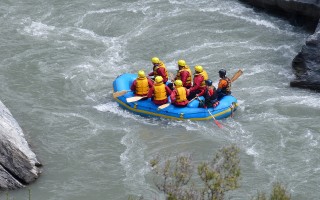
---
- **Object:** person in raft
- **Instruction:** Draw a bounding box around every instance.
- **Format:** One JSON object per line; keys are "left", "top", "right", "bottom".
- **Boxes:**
{"left": 173, "top": 59, "right": 192, "bottom": 89}
{"left": 187, "top": 65, "right": 209, "bottom": 100}
{"left": 170, "top": 80, "right": 190, "bottom": 107}
{"left": 147, "top": 76, "right": 172, "bottom": 105}
{"left": 217, "top": 69, "right": 231, "bottom": 100}
{"left": 198, "top": 79, "right": 219, "bottom": 108}
{"left": 148, "top": 57, "right": 169, "bottom": 84}
{"left": 130, "top": 70, "right": 154, "bottom": 96}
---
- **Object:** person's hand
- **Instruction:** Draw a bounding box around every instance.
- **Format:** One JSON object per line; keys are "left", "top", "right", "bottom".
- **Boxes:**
{"left": 213, "top": 101, "right": 219, "bottom": 108}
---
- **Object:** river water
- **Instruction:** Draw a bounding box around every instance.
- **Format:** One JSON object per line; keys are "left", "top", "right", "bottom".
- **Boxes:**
{"left": 0, "top": 0, "right": 319, "bottom": 199}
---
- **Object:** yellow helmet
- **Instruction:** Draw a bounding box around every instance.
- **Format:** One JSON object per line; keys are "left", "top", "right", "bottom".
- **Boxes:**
{"left": 174, "top": 80, "right": 183, "bottom": 87}
{"left": 195, "top": 65, "right": 203, "bottom": 73}
{"left": 138, "top": 70, "right": 145, "bottom": 78}
{"left": 151, "top": 57, "right": 160, "bottom": 64}
{"left": 178, "top": 60, "right": 186, "bottom": 67}
{"left": 155, "top": 76, "right": 163, "bottom": 83}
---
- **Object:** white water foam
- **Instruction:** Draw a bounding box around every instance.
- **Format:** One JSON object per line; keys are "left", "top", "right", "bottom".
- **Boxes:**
{"left": 22, "top": 20, "right": 55, "bottom": 39}
{"left": 120, "top": 129, "right": 152, "bottom": 196}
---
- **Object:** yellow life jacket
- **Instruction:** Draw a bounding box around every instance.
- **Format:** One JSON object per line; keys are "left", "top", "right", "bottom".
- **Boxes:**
{"left": 175, "top": 86, "right": 187, "bottom": 102}
{"left": 196, "top": 70, "right": 208, "bottom": 87}
{"left": 153, "top": 83, "right": 167, "bottom": 101}
{"left": 176, "top": 65, "right": 192, "bottom": 85}
{"left": 153, "top": 61, "right": 168, "bottom": 80}
{"left": 135, "top": 77, "right": 149, "bottom": 96}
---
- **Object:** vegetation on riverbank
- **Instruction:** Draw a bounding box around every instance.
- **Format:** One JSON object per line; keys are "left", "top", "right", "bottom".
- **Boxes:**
{"left": 130, "top": 144, "right": 291, "bottom": 200}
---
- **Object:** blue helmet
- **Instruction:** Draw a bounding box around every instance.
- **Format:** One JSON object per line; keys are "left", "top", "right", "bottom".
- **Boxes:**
{"left": 205, "top": 79, "right": 213, "bottom": 86}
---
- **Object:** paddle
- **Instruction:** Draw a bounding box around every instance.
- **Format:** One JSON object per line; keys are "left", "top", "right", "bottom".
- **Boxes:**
{"left": 113, "top": 90, "right": 130, "bottom": 98}
{"left": 196, "top": 97, "right": 223, "bottom": 128}
{"left": 126, "top": 96, "right": 147, "bottom": 103}
{"left": 187, "top": 97, "right": 197, "bottom": 105}
{"left": 231, "top": 69, "right": 243, "bottom": 82}
{"left": 158, "top": 103, "right": 170, "bottom": 110}
{"left": 207, "top": 109, "right": 223, "bottom": 128}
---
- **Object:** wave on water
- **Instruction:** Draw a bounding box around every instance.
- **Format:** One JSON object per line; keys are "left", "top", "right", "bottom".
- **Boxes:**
{"left": 94, "top": 102, "right": 164, "bottom": 126}
{"left": 263, "top": 95, "right": 320, "bottom": 109}
{"left": 120, "top": 129, "right": 152, "bottom": 195}
{"left": 21, "top": 20, "right": 55, "bottom": 39}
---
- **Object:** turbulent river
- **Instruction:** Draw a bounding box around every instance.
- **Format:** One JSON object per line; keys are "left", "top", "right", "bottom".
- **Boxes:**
{"left": 0, "top": 0, "right": 319, "bottom": 199}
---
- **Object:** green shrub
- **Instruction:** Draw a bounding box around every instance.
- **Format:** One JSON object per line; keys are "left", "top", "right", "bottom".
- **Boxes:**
{"left": 252, "top": 182, "right": 291, "bottom": 200}
{"left": 150, "top": 144, "right": 241, "bottom": 200}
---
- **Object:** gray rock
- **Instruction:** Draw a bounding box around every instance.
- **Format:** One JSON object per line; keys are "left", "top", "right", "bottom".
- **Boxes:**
{"left": 0, "top": 165, "right": 24, "bottom": 189}
{"left": 0, "top": 100, "right": 41, "bottom": 189}
{"left": 291, "top": 21, "right": 320, "bottom": 91}
{"left": 239, "top": 0, "right": 320, "bottom": 91}
{"left": 239, "top": 0, "right": 320, "bottom": 19}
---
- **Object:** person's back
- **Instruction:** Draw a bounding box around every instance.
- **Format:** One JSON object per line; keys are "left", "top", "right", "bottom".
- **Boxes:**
{"left": 188, "top": 65, "right": 207, "bottom": 100}
{"left": 148, "top": 57, "right": 169, "bottom": 83}
{"left": 217, "top": 69, "right": 231, "bottom": 100}
{"left": 147, "top": 76, "right": 172, "bottom": 105}
{"left": 175, "top": 60, "right": 192, "bottom": 89}
{"left": 130, "top": 70, "right": 153, "bottom": 96}
{"left": 170, "top": 80, "right": 189, "bottom": 107}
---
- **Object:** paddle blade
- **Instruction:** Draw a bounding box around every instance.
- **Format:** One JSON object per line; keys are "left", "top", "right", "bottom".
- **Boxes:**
{"left": 214, "top": 119, "right": 223, "bottom": 128}
{"left": 158, "top": 103, "right": 170, "bottom": 110}
{"left": 207, "top": 109, "right": 223, "bottom": 128}
{"left": 231, "top": 69, "right": 243, "bottom": 82}
{"left": 126, "top": 96, "right": 147, "bottom": 103}
{"left": 113, "top": 90, "right": 128, "bottom": 98}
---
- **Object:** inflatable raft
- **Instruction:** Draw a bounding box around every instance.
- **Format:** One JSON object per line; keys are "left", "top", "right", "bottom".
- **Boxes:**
{"left": 112, "top": 73, "right": 238, "bottom": 120}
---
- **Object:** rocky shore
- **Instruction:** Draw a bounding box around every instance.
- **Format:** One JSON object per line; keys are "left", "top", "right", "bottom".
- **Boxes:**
{"left": 239, "top": 0, "right": 320, "bottom": 91}
{"left": 0, "top": 100, "right": 41, "bottom": 189}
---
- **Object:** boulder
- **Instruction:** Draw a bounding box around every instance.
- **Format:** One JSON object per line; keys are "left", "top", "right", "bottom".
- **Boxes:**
{"left": 0, "top": 100, "right": 41, "bottom": 190}
{"left": 239, "top": 0, "right": 320, "bottom": 91}
{"left": 238, "top": 0, "right": 320, "bottom": 22}
{"left": 291, "top": 21, "right": 320, "bottom": 91}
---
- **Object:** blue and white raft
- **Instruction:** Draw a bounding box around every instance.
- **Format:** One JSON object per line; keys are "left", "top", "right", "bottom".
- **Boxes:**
{"left": 112, "top": 73, "right": 238, "bottom": 120}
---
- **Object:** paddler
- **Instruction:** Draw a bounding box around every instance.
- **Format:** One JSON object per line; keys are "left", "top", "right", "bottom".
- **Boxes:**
{"left": 130, "top": 70, "right": 154, "bottom": 96}
{"left": 148, "top": 57, "right": 169, "bottom": 84}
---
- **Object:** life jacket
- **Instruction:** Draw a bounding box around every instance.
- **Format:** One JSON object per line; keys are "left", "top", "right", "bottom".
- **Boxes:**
{"left": 176, "top": 65, "right": 192, "bottom": 86}
{"left": 200, "top": 70, "right": 208, "bottom": 86}
{"left": 153, "top": 61, "right": 168, "bottom": 81}
{"left": 153, "top": 82, "right": 167, "bottom": 101}
{"left": 175, "top": 86, "right": 187, "bottom": 102}
{"left": 135, "top": 77, "right": 149, "bottom": 96}
{"left": 218, "top": 77, "right": 231, "bottom": 94}
{"left": 194, "top": 70, "right": 208, "bottom": 87}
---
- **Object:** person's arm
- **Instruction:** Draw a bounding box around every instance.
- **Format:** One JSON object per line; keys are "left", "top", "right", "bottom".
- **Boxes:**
{"left": 148, "top": 71, "right": 154, "bottom": 76}
{"left": 157, "top": 68, "right": 168, "bottom": 83}
{"left": 174, "top": 70, "right": 179, "bottom": 81}
{"left": 189, "top": 76, "right": 202, "bottom": 92}
{"left": 130, "top": 80, "right": 137, "bottom": 91}
{"left": 198, "top": 89, "right": 205, "bottom": 97}
{"left": 147, "top": 78, "right": 154, "bottom": 87}
{"left": 147, "top": 87, "right": 154, "bottom": 98}
{"left": 165, "top": 85, "right": 172, "bottom": 96}
{"left": 170, "top": 90, "right": 177, "bottom": 103}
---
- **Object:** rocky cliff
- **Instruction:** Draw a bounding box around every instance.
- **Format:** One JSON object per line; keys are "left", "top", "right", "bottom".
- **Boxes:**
{"left": 239, "top": 0, "right": 320, "bottom": 91}
{"left": 0, "top": 100, "right": 41, "bottom": 189}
